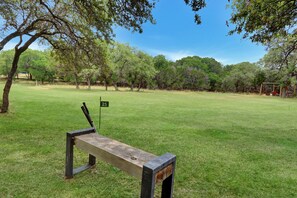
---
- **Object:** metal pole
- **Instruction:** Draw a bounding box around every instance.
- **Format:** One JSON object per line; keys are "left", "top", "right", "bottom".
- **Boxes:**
{"left": 99, "top": 97, "right": 101, "bottom": 129}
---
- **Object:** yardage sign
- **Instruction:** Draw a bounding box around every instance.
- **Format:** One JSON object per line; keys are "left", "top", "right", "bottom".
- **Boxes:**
{"left": 100, "top": 101, "right": 109, "bottom": 107}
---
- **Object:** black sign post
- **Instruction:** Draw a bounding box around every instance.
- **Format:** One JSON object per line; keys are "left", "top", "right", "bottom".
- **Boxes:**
{"left": 99, "top": 97, "right": 109, "bottom": 129}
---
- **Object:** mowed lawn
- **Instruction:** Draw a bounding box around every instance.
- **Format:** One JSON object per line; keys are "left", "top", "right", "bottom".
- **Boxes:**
{"left": 1, "top": 82, "right": 297, "bottom": 197}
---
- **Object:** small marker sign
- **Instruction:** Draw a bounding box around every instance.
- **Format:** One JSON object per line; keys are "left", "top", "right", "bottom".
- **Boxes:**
{"left": 99, "top": 97, "right": 109, "bottom": 129}
{"left": 100, "top": 101, "right": 109, "bottom": 107}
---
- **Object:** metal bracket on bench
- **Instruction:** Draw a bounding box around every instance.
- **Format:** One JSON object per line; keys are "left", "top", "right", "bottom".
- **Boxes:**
{"left": 141, "top": 153, "right": 176, "bottom": 198}
{"left": 65, "top": 127, "right": 96, "bottom": 179}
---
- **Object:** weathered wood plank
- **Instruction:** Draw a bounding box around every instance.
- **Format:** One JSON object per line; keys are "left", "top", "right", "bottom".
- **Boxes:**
{"left": 75, "top": 133, "right": 157, "bottom": 179}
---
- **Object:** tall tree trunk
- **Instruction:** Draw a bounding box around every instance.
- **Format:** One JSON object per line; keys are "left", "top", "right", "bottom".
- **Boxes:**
{"left": 75, "top": 82, "right": 79, "bottom": 89}
{"left": 74, "top": 74, "right": 79, "bottom": 89}
{"left": 1, "top": 32, "right": 40, "bottom": 113}
{"left": 130, "top": 83, "right": 134, "bottom": 91}
{"left": 104, "top": 80, "right": 108, "bottom": 91}
{"left": 1, "top": 50, "right": 21, "bottom": 113}
{"left": 235, "top": 81, "right": 239, "bottom": 92}
{"left": 137, "top": 82, "right": 142, "bottom": 92}
{"left": 87, "top": 79, "right": 91, "bottom": 90}
{"left": 113, "top": 82, "right": 119, "bottom": 91}
{"left": 281, "top": 87, "right": 287, "bottom": 98}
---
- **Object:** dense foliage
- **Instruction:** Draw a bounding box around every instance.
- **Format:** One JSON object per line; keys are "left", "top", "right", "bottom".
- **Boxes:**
{"left": 229, "top": 0, "right": 297, "bottom": 91}
{"left": 229, "top": 0, "right": 296, "bottom": 44}
{"left": 1, "top": 42, "right": 293, "bottom": 95}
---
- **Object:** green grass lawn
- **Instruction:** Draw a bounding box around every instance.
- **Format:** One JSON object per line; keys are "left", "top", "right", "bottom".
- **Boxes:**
{"left": 1, "top": 82, "right": 297, "bottom": 197}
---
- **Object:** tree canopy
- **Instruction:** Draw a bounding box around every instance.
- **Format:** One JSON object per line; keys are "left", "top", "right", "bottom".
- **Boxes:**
{"left": 228, "top": 0, "right": 297, "bottom": 96}
{"left": 0, "top": 0, "right": 156, "bottom": 50}
{"left": 0, "top": 0, "right": 156, "bottom": 113}
{"left": 229, "top": 0, "right": 297, "bottom": 44}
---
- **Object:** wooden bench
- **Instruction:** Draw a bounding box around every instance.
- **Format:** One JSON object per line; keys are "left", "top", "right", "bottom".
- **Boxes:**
{"left": 65, "top": 104, "right": 176, "bottom": 198}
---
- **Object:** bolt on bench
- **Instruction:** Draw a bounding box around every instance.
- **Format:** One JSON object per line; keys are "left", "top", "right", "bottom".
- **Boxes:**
{"left": 65, "top": 103, "right": 176, "bottom": 198}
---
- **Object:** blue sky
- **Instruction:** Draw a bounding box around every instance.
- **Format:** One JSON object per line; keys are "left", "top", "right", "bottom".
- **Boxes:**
{"left": 114, "top": 0, "right": 266, "bottom": 65}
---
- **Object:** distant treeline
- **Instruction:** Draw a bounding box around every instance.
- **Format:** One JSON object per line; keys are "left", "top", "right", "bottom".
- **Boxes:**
{"left": 0, "top": 42, "right": 295, "bottom": 95}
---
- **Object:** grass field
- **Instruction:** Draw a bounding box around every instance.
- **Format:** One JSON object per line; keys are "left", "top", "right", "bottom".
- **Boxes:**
{"left": 1, "top": 82, "right": 297, "bottom": 197}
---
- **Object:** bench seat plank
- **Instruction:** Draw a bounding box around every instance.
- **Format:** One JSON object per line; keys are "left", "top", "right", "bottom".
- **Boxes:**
{"left": 75, "top": 133, "right": 157, "bottom": 179}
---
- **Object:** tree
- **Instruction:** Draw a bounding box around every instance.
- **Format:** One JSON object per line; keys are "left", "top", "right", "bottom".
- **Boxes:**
{"left": 254, "top": 69, "right": 266, "bottom": 89}
{"left": 260, "top": 37, "right": 297, "bottom": 97}
{"left": 121, "top": 48, "right": 155, "bottom": 91}
{"left": 174, "top": 56, "right": 223, "bottom": 91}
{"left": 229, "top": 0, "right": 296, "bottom": 95}
{"left": 153, "top": 55, "right": 172, "bottom": 89}
{"left": 202, "top": 57, "right": 222, "bottom": 74}
{"left": 182, "top": 67, "right": 209, "bottom": 90}
{"left": 29, "top": 51, "right": 56, "bottom": 84}
{"left": 229, "top": 0, "right": 296, "bottom": 44}
{"left": 91, "top": 41, "right": 110, "bottom": 91}
{"left": 0, "top": 50, "right": 14, "bottom": 77}
{"left": 79, "top": 66, "right": 99, "bottom": 89}
{"left": 109, "top": 43, "right": 156, "bottom": 91}
{"left": 201, "top": 57, "right": 222, "bottom": 91}
{"left": 53, "top": 39, "right": 108, "bottom": 89}
{"left": 98, "top": 64, "right": 112, "bottom": 91}
{"left": 176, "top": 56, "right": 208, "bottom": 71}
{"left": 109, "top": 43, "right": 135, "bottom": 90}
{"left": 262, "top": 36, "right": 297, "bottom": 71}
{"left": 229, "top": 0, "right": 297, "bottom": 68}
{"left": 156, "top": 65, "right": 182, "bottom": 90}
{"left": 18, "top": 49, "right": 53, "bottom": 80}
{"left": 184, "top": 0, "right": 206, "bottom": 24}
{"left": 0, "top": 0, "right": 156, "bottom": 113}
{"left": 18, "top": 49, "right": 39, "bottom": 80}
{"left": 52, "top": 43, "right": 85, "bottom": 89}
{"left": 154, "top": 55, "right": 170, "bottom": 70}
{"left": 222, "top": 62, "right": 258, "bottom": 92}
{"left": 134, "top": 51, "right": 156, "bottom": 91}
{"left": 208, "top": 73, "right": 222, "bottom": 91}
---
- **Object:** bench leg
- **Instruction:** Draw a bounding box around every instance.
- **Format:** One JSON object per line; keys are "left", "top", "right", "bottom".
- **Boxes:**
{"left": 141, "top": 153, "right": 176, "bottom": 198}
{"left": 89, "top": 154, "right": 96, "bottom": 166}
{"left": 141, "top": 165, "right": 156, "bottom": 197}
{"left": 65, "top": 133, "right": 74, "bottom": 179}
{"left": 65, "top": 128, "right": 96, "bottom": 179}
{"left": 161, "top": 165, "right": 175, "bottom": 198}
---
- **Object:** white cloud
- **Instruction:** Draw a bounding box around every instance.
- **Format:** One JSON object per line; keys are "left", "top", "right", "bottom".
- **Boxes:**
{"left": 147, "top": 49, "right": 195, "bottom": 61}
{"left": 145, "top": 48, "right": 237, "bottom": 65}
{"left": 209, "top": 57, "right": 233, "bottom": 65}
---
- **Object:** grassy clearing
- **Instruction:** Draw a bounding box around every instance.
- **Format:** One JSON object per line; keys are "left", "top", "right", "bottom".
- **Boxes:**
{"left": 1, "top": 82, "right": 297, "bottom": 197}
